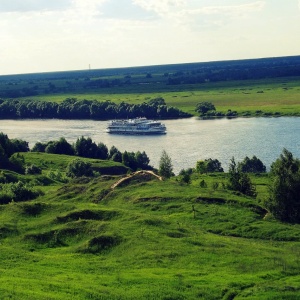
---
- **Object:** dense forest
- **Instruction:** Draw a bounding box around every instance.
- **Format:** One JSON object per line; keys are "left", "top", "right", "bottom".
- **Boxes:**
{"left": 0, "top": 97, "right": 191, "bottom": 120}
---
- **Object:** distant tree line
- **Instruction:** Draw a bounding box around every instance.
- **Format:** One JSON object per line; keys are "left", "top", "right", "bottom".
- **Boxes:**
{"left": 195, "top": 102, "right": 238, "bottom": 118}
{"left": 32, "top": 136, "right": 152, "bottom": 172}
{"left": 0, "top": 97, "right": 191, "bottom": 120}
{"left": 0, "top": 132, "right": 153, "bottom": 174}
{"left": 1, "top": 56, "right": 300, "bottom": 98}
{"left": 167, "top": 62, "right": 300, "bottom": 85}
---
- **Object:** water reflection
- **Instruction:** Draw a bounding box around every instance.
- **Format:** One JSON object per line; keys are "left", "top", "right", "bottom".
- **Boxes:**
{"left": 0, "top": 117, "right": 299, "bottom": 173}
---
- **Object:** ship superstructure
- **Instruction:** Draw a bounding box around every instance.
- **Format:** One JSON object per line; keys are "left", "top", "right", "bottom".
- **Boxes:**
{"left": 106, "top": 118, "right": 166, "bottom": 135}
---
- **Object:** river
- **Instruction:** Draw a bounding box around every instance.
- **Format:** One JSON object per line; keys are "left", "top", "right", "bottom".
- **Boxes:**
{"left": 1, "top": 117, "right": 300, "bottom": 173}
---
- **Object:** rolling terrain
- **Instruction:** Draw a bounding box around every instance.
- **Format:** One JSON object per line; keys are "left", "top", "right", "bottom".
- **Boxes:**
{"left": 1, "top": 56, "right": 300, "bottom": 299}
{"left": 0, "top": 153, "right": 300, "bottom": 299}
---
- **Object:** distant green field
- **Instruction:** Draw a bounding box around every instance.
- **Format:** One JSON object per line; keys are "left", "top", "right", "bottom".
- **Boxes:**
{"left": 1, "top": 57, "right": 300, "bottom": 117}
{"left": 25, "top": 77, "right": 300, "bottom": 116}
{"left": 1, "top": 152, "right": 300, "bottom": 299}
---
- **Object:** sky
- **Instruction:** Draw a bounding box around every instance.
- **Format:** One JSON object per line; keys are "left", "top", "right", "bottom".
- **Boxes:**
{"left": 0, "top": 0, "right": 300, "bottom": 75}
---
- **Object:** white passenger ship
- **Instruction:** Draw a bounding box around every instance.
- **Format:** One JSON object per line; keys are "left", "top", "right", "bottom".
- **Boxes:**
{"left": 106, "top": 118, "right": 167, "bottom": 135}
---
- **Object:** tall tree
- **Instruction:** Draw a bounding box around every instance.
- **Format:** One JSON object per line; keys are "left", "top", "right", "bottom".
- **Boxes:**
{"left": 227, "top": 157, "right": 256, "bottom": 197}
{"left": 135, "top": 151, "right": 150, "bottom": 169}
{"left": 158, "top": 150, "right": 173, "bottom": 178}
{"left": 74, "top": 136, "right": 98, "bottom": 158}
{"left": 267, "top": 149, "right": 300, "bottom": 223}
{"left": 96, "top": 142, "right": 108, "bottom": 160}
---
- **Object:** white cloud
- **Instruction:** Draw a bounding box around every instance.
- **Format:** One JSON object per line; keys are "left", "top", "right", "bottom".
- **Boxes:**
{"left": 133, "top": 1, "right": 265, "bottom": 19}
{"left": 0, "top": 0, "right": 299, "bottom": 75}
{"left": 0, "top": 0, "right": 72, "bottom": 12}
{"left": 98, "top": 0, "right": 157, "bottom": 20}
{"left": 133, "top": 0, "right": 186, "bottom": 18}
{"left": 190, "top": 1, "right": 266, "bottom": 16}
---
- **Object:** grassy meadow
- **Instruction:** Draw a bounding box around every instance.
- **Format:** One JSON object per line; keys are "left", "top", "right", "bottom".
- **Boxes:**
{"left": 17, "top": 77, "right": 300, "bottom": 117}
{"left": 1, "top": 60, "right": 300, "bottom": 117}
{"left": 1, "top": 153, "right": 300, "bottom": 299}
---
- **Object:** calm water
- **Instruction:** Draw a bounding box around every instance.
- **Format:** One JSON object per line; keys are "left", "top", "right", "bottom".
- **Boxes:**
{"left": 1, "top": 117, "right": 300, "bottom": 173}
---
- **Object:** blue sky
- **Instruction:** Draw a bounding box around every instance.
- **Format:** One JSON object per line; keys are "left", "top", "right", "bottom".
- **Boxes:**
{"left": 0, "top": 0, "right": 300, "bottom": 75}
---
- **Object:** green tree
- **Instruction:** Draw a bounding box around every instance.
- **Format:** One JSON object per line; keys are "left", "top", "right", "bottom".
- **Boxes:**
{"left": 66, "top": 159, "right": 93, "bottom": 178}
{"left": 180, "top": 171, "right": 191, "bottom": 185}
{"left": 267, "top": 149, "right": 300, "bottom": 223}
{"left": 196, "top": 158, "right": 223, "bottom": 174}
{"left": 122, "top": 151, "right": 138, "bottom": 170}
{"left": 158, "top": 150, "right": 173, "bottom": 178}
{"left": 195, "top": 102, "right": 216, "bottom": 116}
{"left": 96, "top": 142, "right": 108, "bottom": 160}
{"left": 196, "top": 160, "right": 207, "bottom": 174}
{"left": 45, "top": 138, "right": 74, "bottom": 155}
{"left": 135, "top": 151, "right": 150, "bottom": 169}
{"left": 227, "top": 157, "right": 256, "bottom": 197}
{"left": 0, "top": 132, "right": 29, "bottom": 157}
{"left": 10, "top": 139, "right": 29, "bottom": 153}
{"left": 111, "top": 151, "right": 122, "bottom": 163}
{"left": 0, "top": 144, "right": 9, "bottom": 168}
{"left": 31, "top": 142, "right": 47, "bottom": 152}
{"left": 109, "top": 146, "right": 120, "bottom": 159}
{"left": 9, "top": 153, "right": 25, "bottom": 173}
{"left": 239, "top": 156, "right": 266, "bottom": 173}
{"left": 74, "top": 137, "right": 98, "bottom": 158}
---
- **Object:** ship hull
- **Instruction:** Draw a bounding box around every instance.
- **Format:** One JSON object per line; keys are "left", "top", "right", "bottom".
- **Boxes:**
{"left": 106, "top": 129, "right": 166, "bottom": 135}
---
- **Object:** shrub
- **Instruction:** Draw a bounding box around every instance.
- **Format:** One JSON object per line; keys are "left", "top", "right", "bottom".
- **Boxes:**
{"left": 199, "top": 180, "right": 207, "bottom": 188}
{"left": 66, "top": 159, "right": 93, "bottom": 178}
{"left": 227, "top": 157, "right": 256, "bottom": 197}
{"left": 25, "top": 164, "right": 42, "bottom": 175}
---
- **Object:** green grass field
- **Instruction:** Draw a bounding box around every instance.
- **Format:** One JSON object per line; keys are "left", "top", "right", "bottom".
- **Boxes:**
{"left": 23, "top": 77, "right": 300, "bottom": 117}
{"left": 1, "top": 153, "right": 300, "bottom": 299}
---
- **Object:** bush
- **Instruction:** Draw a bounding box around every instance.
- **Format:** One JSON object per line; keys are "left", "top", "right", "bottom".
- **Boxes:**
{"left": 10, "top": 181, "right": 41, "bottom": 202}
{"left": 66, "top": 159, "right": 93, "bottom": 178}
{"left": 239, "top": 156, "right": 266, "bottom": 173}
{"left": 0, "top": 181, "right": 41, "bottom": 204}
{"left": 25, "top": 164, "right": 42, "bottom": 175}
{"left": 199, "top": 180, "right": 207, "bottom": 188}
{"left": 196, "top": 159, "right": 223, "bottom": 174}
{"left": 0, "top": 194, "right": 12, "bottom": 205}
{"left": 227, "top": 157, "right": 256, "bottom": 197}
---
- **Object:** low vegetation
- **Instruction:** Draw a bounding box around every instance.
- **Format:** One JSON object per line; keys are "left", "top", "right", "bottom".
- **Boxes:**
{"left": 1, "top": 132, "right": 300, "bottom": 299}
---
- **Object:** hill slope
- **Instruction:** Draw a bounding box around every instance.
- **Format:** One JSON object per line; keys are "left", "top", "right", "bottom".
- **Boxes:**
{"left": 1, "top": 162, "right": 300, "bottom": 299}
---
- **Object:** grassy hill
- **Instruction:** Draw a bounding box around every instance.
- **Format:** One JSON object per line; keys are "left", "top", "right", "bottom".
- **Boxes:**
{"left": 1, "top": 154, "right": 300, "bottom": 299}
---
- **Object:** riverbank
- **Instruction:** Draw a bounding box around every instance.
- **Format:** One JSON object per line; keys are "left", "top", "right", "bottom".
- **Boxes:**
{"left": 1, "top": 117, "right": 300, "bottom": 174}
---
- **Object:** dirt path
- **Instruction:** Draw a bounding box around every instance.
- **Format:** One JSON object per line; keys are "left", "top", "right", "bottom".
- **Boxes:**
{"left": 110, "top": 170, "right": 163, "bottom": 189}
